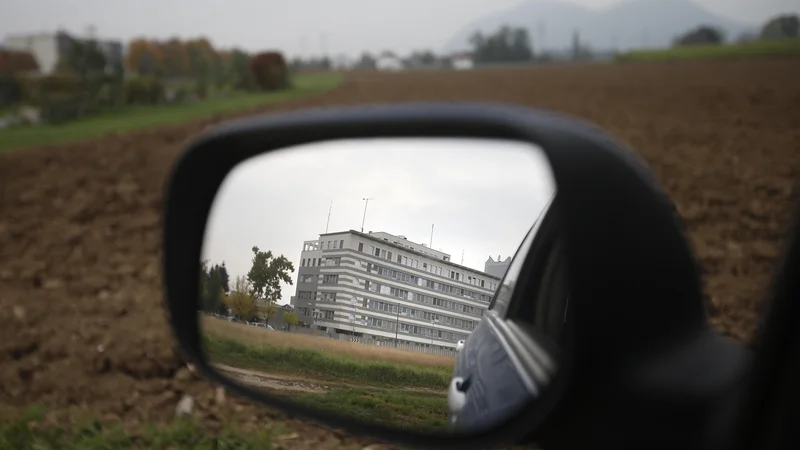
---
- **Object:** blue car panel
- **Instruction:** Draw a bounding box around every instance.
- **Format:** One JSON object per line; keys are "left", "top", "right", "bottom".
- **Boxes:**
{"left": 450, "top": 315, "right": 534, "bottom": 433}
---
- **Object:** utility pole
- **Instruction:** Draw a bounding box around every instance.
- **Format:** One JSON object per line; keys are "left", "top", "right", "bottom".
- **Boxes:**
{"left": 325, "top": 201, "right": 332, "bottom": 233}
{"left": 360, "top": 198, "right": 373, "bottom": 233}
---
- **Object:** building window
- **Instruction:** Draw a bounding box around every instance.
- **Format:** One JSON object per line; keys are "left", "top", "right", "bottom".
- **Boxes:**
{"left": 324, "top": 310, "right": 335, "bottom": 320}
{"left": 333, "top": 240, "right": 339, "bottom": 249}
{"left": 387, "top": 251, "right": 392, "bottom": 261}
{"left": 299, "top": 275, "right": 315, "bottom": 283}
{"left": 340, "top": 240, "right": 344, "bottom": 249}
{"left": 322, "top": 275, "right": 339, "bottom": 284}
{"left": 358, "top": 243, "right": 364, "bottom": 252}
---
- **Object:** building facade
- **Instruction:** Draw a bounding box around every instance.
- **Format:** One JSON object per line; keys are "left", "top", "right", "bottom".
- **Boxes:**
{"left": 290, "top": 230, "right": 501, "bottom": 350}
{"left": 484, "top": 255, "right": 513, "bottom": 279}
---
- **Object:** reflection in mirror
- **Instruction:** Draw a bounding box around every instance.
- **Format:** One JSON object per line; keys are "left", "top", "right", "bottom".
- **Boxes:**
{"left": 200, "top": 138, "right": 558, "bottom": 436}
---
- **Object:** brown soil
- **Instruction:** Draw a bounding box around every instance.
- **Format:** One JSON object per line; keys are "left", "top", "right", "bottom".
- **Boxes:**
{"left": 1, "top": 59, "right": 799, "bottom": 449}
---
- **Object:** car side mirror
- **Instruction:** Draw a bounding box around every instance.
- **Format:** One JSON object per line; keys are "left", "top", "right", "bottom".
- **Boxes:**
{"left": 162, "top": 102, "right": 749, "bottom": 450}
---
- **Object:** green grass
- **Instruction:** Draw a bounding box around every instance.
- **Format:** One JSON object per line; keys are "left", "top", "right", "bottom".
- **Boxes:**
{"left": 0, "top": 73, "right": 343, "bottom": 153}
{"left": 288, "top": 386, "right": 450, "bottom": 433}
{"left": 0, "top": 405, "right": 279, "bottom": 449}
{"left": 616, "top": 38, "right": 800, "bottom": 62}
{"left": 203, "top": 334, "right": 452, "bottom": 390}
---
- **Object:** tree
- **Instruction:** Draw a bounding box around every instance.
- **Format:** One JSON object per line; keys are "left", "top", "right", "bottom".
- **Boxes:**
{"left": 570, "top": 30, "right": 593, "bottom": 61}
{"left": 249, "top": 52, "right": 291, "bottom": 91}
{"left": 126, "top": 38, "right": 161, "bottom": 75}
{"left": 226, "top": 276, "right": 258, "bottom": 320}
{"left": 246, "top": 246, "right": 294, "bottom": 302}
{"left": 355, "top": 52, "right": 376, "bottom": 69}
{"left": 208, "top": 262, "right": 230, "bottom": 294}
{"left": 761, "top": 14, "right": 800, "bottom": 40}
{"left": 674, "top": 26, "right": 725, "bottom": 46}
{"left": 284, "top": 311, "right": 298, "bottom": 331}
{"left": 224, "top": 49, "right": 253, "bottom": 90}
{"left": 469, "top": 25, "right": 533, "bottom": 64}
{"left": 200, "top": 259, "right": 227, "bottom": 314}
{"left": 260, "top": 302, "right": 278, "bottom": 327}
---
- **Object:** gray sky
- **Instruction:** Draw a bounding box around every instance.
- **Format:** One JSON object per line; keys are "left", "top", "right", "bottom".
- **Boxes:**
{"left": 201, "top": 138, "right": 555, "bottom": 304}
{"left": 3, "top": 0, "right": 796, "bottom": 58}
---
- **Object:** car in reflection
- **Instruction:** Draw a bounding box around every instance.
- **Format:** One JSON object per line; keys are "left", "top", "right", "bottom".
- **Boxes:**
{"left": 448, "top": 194, "right": 565, "bottom": 432}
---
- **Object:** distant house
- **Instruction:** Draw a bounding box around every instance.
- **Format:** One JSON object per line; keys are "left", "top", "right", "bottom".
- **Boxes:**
{"left": 3, "top": 31, "right": 123, "bottom": 75}
{"left": 376, "top": 54, "right": 403, "bottom": 71}
{"left": 450, "top": 52, "right": 474, "bottom": 70}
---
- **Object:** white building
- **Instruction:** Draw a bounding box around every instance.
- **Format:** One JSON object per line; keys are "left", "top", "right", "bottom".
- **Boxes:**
{"left": 3, "top": 31, "right": 123, "bottom": 75}
{"left": 291, "top": 230, "right": 501, "bottom": 350}
{"left": 484, "top": 255, "right": 512, "bottom": 279}
{"left": 375, "top": 55, "right": 403, "bottom": 71}
{"left": 451, "top": 55, "right": 475, "bottom": 70}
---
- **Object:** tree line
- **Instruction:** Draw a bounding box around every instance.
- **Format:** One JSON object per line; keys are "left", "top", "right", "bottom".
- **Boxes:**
{"left": 0, "top": 32, "right": 291, "bottom": 125}
{"left": 675, "top": 14, "right": 799, "bottom": 46}
{"left": 201, "top": 246, "right": 298, "bottom": 330}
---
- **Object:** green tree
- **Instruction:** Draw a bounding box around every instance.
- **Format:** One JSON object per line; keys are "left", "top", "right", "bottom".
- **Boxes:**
{"left": 225, "top": 49, "right": 253, "bottom": 90}
{"left": 247, "top": 246, "right": 294, "bottom": 326}
{"left": 674, "top": 25, "right": 725, "bottom": 46}
{"left": 199, "top": 259, "right": 227, "bottom": 314}
{"left": 246, "top": 246, "right": 294, "bottom": 303}
{"left": 284, "top": 311, "right": 299, "bottom": 331}
{"left": 469, "top": 25, "right": 533, "bottom": 64}
{"left": 208, "top": 262, "right": 230, "bottom": 294}
{"left": 760, "top": 14, "right": 800, "bottom": 40}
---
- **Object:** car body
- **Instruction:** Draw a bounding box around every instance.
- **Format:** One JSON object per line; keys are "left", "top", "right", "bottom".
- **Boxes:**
{"left": 448, "top": 194, "right": 562, "bottom": 432}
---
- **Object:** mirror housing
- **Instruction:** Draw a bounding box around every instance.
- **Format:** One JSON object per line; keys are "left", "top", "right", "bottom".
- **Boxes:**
{"left": 163, "top": 102, "right": 749, "bottom": 450}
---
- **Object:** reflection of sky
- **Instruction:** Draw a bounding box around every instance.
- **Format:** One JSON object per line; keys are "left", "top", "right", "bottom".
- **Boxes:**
{"left": 202, "top": 138, "right": 556, "bottom": 304}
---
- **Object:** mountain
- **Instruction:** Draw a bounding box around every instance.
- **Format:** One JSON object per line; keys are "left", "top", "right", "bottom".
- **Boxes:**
{"left": 444, "top": 0, "right": 758, "bottom": 53}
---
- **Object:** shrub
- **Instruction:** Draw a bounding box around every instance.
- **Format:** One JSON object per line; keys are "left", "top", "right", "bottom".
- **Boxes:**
{"left": 0, "top": 76, "right": 23, "bottom": 108}
{"left": 249, "top": 51, "right": 291, "bottom": 91}
{"left": 124, "top": 76, "right": 165, "bottom": 105}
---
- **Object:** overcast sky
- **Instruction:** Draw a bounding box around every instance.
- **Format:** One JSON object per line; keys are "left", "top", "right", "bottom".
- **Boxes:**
{"left": 201, "top": 138, "right": 555, "bottom": 304}
{"left": 3, "top": 0, "right": 796, "bottom": 58}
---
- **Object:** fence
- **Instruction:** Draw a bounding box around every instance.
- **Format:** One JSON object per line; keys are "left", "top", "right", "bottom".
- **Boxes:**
{"left": 289, "top": 325, "right": 457, "bottom": 357}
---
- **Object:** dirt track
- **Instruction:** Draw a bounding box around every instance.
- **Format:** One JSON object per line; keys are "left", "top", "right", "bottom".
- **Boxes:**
{"left": 1, "top": 60, "right": 799, "bottom": 449}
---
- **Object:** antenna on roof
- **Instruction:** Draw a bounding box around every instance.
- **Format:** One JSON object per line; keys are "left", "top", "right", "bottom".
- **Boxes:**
{"left": 430, "top": 223, "right": 434, "bottom": 248}
{"left": 461, "top": 249, "right": 464, "bottom": 265}
{"left": 325, "top": 201, "right": 332, "bottom": 233}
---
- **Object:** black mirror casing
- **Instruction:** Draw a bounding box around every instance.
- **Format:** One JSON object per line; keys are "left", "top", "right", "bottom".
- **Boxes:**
{"left": 162, "top": 102, "right": 750, "bottom": 450}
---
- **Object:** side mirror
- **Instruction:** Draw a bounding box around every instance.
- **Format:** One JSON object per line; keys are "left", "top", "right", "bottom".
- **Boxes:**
{"left": 163, "top": 103, "right": 749, "bottom": 450}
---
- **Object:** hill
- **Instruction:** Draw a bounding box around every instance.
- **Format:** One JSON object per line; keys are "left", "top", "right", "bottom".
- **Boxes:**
{"left": 444, "top": 0, "right": 756, "bottom": 53}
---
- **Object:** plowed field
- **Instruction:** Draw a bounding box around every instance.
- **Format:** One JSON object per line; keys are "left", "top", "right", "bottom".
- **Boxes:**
{"left": 2, "top": 59, "right": 799, "bottom": 449}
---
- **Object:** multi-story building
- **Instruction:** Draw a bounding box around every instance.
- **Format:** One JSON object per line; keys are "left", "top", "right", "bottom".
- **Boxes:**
{"left": 484, "top": 255, "right": 513, "bottom": 279}
{"left": 291, "top": 230, "right": 501, "bottom": 350}
{"left": 3, "top": 31, "right": 123, "bottom": 75}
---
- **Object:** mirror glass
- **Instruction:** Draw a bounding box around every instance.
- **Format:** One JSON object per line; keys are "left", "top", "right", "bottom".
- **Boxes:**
{"left": 199, "top": 137, "right": 561, "bottom": 436}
